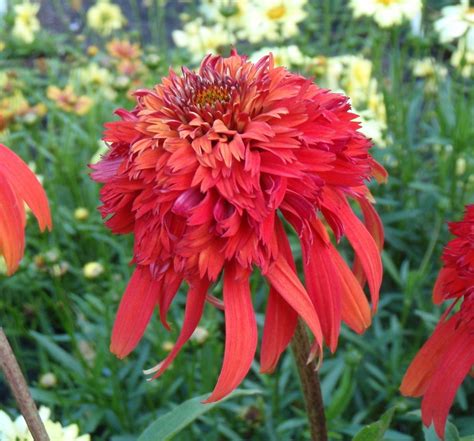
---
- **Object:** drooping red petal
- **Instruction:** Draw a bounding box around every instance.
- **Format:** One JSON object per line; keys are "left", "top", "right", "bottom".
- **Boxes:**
{"left": 432, "top": 267, "right": 456, "bottom": 305}
{"left": 400, "top": 314, "right": 458, "bottom": 398}
{"left": 158, "top": 269, "right": 183, "bottom": 331}
{"left": 324, "top": 188, "right": 382, "bottom": 311}
{"left": 266, "top": 254, "right": 323, "bottom": 353}
{"left": 302, "top": 233, "right": 342, "bottom": 352}
{"left": 421, "top": 322, "right": 474, "bottom": 438}
{"left": 148, "top": 278, "right": 209, "bottom": 378}
{"left": 0, "top": 144, "right": 52, "bottom": 232}
{"left": 260, "top": 219, "right": 298, "bottom": 373}
{"left": 0, "top": 174, "right": 25, "bottom": 275}
{"left": 326, "top": 245, "right": 371, "bottom": 333}
{"left": 110, "top": 266, "right": 162, "bottom": 358}
{"left": 352, "top": 195, "right": 384, "bottom": 285}
{"left": 205, "top": 265, "right": 257, "bottom": 402}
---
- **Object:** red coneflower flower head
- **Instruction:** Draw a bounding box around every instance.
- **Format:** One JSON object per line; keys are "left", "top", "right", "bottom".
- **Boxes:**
{"left": 401, "top": 205, "right": 474, "bottom": 439}
{"left": 0, "top": 144, "right": 52, "bottom": 275}
{"left": 92, "top": 51, "right": 386, "bottom": 402}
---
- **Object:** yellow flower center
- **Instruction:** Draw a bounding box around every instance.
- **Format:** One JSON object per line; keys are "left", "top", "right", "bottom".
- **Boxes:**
{"left": 465, "top": 7, "right": 474, "bottom": 24}
{"left": 194, "top": 85, "right": 230, "bottom": 107}
{"left": 375, "top": 0, "right": 397, "bottom": 5}
{"left": 266, "top": 4, "right": 286, "bottom": 20}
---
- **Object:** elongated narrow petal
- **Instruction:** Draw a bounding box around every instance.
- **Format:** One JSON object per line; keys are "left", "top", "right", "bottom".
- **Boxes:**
{"left": 158, "top": 270, "right": 183, "bottom": 330}
{"left": 266, "top": 255, "right": 323, "bottom": 352}
{"left": 260, "top": 287, "right": 298, "bottom": 373}
{"left": 352, "top": 195, "right": 384, "bottom": 285}
{"left": 302, "top": 235, "right": 342, "bottom": 352}
{"left": 0, "top": 175, "right": 25, "bottom": 275}
{"left": 324, "top": 189, "right": 382, "bottom": 310}
{"left": 110, "top": 266, "right": 162, "bottom": 358}
{"left": 0, "top": 144, "right": 52, "bottom": 232}
{"left": 260, "top": 219, "right": 298, "bottom": 373}
{"left": 400, "top": 314, "right": 458, "bottom": 398}
{"left": 149, "top": 278, "right": 209, "bottom": 378}
{"left": 205, "top": 265, "right": 257, "bottom": 402}
{"left": 327, "top": 245, "right": 371, "bottom": 333}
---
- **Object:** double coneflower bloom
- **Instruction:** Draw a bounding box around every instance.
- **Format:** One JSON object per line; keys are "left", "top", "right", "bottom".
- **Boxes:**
{"left": 92, "top": 51, "right": 386, "bottom": 401}
{"left": 401, "top": 205, "right": 474, "bottom": 438}
{"left": 0, "top": 144, "right": 51, "bottom": 275}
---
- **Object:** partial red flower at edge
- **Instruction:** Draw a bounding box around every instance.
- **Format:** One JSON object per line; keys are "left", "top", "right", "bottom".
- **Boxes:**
{"left": 401, "top": 205, "right": 474, "bottom": 439}
{"left": 91, "top": 51, "right": 387, "bottom": 402}
{"left": 0, "top": 143, "right": 52, "bottom": 275}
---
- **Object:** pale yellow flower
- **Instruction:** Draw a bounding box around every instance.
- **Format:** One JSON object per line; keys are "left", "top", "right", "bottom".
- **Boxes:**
{"left": 200, "top": 0, "right": 249, "bottom": 31}
{"left": 350, "top": 0, "right": 422, "bottom": 28}
{"left": 39, "top": 372, "right": 58, "bottom": 388}
{"left": 241, "top": 0, "right": 307, "bottom": 42}
{"left": 190, "top": 326, "right": 209, "bottom": 344}
{"left": 87, "top": 0, "right": 126, "bottom": 36}
{"left": 74, "top": 207, "right": 90, "bottom": 221}
{"left": 456, "top": 157, "right": 467, "bottom": 175}
{"left": 435, "top": 0, "right": 474, "bottom": 51}
{"left": 75, "top": 63, "right": 112, "bottom": 87}
{"left": 451, "top": 39, "right": 474, "bottom": 78}
{"left": 0, "top": 406, "right": 90, "bottom": 441}
{"left": 250, "top": 45, "right": 309, "bottom": 67}
{"left": 83, "top": 261, "right": 104, "bottom": 278}
{"left": 172, "top": 18, "right": 232, "bottom": 63}
{"left": 12, "top": 1, "right": 40, "bottom": 44}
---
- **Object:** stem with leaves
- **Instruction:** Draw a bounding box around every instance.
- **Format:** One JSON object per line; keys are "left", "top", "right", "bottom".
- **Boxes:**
{"left": 291, "top": 320, "right": 328, "bottom": 441}
{"left": 0, "top": 327, "right": 50, "bottom": 441}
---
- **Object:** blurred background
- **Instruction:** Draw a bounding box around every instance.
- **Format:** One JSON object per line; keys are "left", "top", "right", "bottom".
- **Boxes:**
{"left": 0, "top": 0, "right": 473, "bottom": 439}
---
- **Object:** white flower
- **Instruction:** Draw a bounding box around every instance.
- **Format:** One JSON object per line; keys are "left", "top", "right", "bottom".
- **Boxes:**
{"left": 240, "top": 0, "right": 308, "bottom": 42}
{"left": 83, "top": 261, "right": 104, "bottom": 278}
{"left": 172, "top": 18, "right": 232, "bottom": 63}
{"left": 435, "top": 0, "right": 474, "bottom": 51}
{"left": 199, "top": 0, "right": 249, "bottom": 31}
{"left": 350, "top": 0, "right": 422, "bottom": 28}
{"left": 12, "top": 1, "right": 40, "bottom": 44}
{"left": 250, "top": 45, "right": 309, "bottom": 67}
{"left": 0, "top": 407, "right": 90, "bottom": 441}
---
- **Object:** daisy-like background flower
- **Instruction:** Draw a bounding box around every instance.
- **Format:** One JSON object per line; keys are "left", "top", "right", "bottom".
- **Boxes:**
{"left": 350, "top": 0, "right": 422, "bottom": 28}
{"left": 0, "top": 406, "right": 90, "bottom": 441}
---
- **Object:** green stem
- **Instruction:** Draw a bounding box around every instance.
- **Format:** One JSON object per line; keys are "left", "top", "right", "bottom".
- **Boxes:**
{"left": 291, "top": 320, "right": 328, "bottom": 441}
{"left": 0, "top": 327, "right": 50, "bottom": 441}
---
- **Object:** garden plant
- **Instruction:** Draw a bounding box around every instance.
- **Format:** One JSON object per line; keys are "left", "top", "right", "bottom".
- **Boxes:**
{"left": 0, "top": 0, "right": 473, "bottom": 440}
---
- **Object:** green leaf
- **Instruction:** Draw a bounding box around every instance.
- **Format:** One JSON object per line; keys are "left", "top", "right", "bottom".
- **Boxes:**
{"left": 137, "top": 389, "right": 261, "bottom": 441}
{"left": 352, "top": 407, "right": 397, "bottom": 441}
{"left": 30, "top": 331, "right": 84, "bottom": 376}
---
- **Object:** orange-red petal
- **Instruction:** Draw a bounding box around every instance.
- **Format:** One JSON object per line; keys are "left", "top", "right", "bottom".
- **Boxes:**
{"left": 205, "top": 265, "right": 257, "bottom": 402}
{"left": 0, "top": 144, "right": 52, "bottom": 232}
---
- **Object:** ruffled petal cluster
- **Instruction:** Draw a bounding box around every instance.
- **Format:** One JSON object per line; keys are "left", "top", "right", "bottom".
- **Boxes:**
{"left": 92, "top": 51, "right": 385, "bottom": 401}
{"left": 0, "top": 144, "right": 52, "bottom": 275}
{"left": 401, "top": 205, "right": 474, "bottom": 438}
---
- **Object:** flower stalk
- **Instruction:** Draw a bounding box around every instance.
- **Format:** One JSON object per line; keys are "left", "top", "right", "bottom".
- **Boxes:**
{"left": 0, "top": 327, "right": 50, "bottom": 441}
{"left": 291, "top": 320, "right": 328, "bottom": 441}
